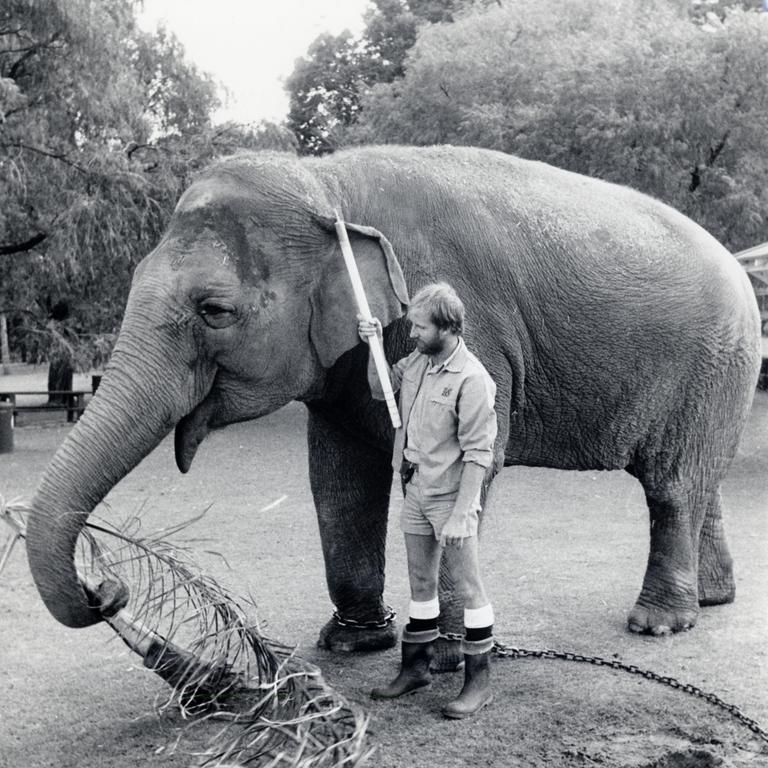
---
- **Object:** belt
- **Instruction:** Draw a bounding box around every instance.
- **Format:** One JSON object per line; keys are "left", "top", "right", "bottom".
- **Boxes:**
{"left": 400, "top": 459, "right": 418, "bottom": 484}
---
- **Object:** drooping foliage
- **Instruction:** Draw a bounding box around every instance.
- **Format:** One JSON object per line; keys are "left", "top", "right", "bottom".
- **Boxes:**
{"left": 286, "top": 0, "right": 497, "bottom": 155}
{"left": 344, "top": 0, "right": 768, "bottom": 251}
{"left": 0, "top": 0, "right": 295, "bottom": 365}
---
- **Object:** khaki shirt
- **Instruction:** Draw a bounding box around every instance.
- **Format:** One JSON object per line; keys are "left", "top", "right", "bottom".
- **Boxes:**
{"left": 372, "top": 338, "right": 498, "bottom": 496}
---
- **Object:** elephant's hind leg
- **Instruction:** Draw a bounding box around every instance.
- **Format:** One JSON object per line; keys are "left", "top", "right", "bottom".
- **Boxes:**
{"left": 697, "top": 487, "right": 735, "bottom": 606}
{"left": 629, "top": 343, "right": 752, "bottom": 633}
{"left": 628, "top": 483, "right": 700, "bottom": 635}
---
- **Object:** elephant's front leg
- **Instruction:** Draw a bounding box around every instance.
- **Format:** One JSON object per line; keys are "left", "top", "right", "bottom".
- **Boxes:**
{"left": 307, "top": 408, "right": 398, "bottom": 652}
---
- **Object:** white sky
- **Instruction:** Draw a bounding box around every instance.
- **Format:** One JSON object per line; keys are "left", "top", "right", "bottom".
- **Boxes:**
{"left": 137, "top": 0, "right": 370, "bottom": 125}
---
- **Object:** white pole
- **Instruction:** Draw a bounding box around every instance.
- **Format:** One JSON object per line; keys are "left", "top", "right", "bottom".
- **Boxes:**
{"left": 0, "top": 313, "right": 10, "bottom": 375}
{"left": 334, "top": 212, "right": 402, "bottom": 429}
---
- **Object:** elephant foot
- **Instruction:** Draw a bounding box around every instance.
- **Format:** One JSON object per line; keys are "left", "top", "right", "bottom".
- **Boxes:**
{"left": 431, "top": 635, "right": 464, "bottom": 673}
{"left": 698, "top": 581, "right": 735, "bottom": 607}
{"left": 631, "top": 551, "right": 699, "bottom": 635}
{"left": 697, "top": 561, "right": 735, "bottom": 607}
{"left": 627, "top": 601, "right": 698, "bottom": 635}
{"left": 697, "top": 487, "right": 735, "bottom": 607}
{"left": 317, "top": 616, "right": 397, "bottom": 652}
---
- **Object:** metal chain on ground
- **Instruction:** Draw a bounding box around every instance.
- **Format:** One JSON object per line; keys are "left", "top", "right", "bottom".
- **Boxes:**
{"left": 333, "top": 606, "right": 397, "bottom": 630}
{"left": 438, "top": 632, "right": 767, "bottom": 743}
{"left": 481, "top": 639, "right": 768, "bottom": 744}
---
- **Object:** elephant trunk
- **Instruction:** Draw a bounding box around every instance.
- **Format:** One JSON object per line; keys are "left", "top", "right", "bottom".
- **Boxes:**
{"left": 26, "top": 324, "right": 207, "bottom": 628}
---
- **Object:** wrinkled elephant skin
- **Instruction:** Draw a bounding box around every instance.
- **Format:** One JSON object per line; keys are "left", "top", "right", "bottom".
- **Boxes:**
{"left": 25, "top": 146, "right": 761, "bottom": 651}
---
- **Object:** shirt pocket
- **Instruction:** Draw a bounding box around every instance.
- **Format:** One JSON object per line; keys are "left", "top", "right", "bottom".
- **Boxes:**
{"left": 425, "top": 396, "right": 458, "bottom": 438}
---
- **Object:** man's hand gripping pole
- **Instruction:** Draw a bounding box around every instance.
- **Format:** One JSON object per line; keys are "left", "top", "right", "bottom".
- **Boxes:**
{"left": 334, "top": 211, "right": 401, "bottom": 429}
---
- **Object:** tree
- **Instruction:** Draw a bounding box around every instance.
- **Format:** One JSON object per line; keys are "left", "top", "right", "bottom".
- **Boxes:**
{"left": 686, "top": 0, "right": 764, "bottom": 23}
{"left": 285, "top": 0, "right": 495, "bottom": 154}
{"left": 1, "top": 1, "right": 295, "bottom": 376}
{"left": 1, "top": 1, "right": 208, "bottom": 366}
{"left": 346, "top": 0, "right": 768, "bottom": 251}
{"left": 286, "top": 30, "right": 369, "bottom": 155}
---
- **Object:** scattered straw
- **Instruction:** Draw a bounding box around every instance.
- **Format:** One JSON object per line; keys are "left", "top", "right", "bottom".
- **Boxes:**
{"left": 1, "top": 494, "right": 373, "bottom": 767}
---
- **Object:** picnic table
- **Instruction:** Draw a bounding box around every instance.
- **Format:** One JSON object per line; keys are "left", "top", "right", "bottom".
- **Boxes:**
{"left": 0, "top": 390, "right": 90, "bottom": 422}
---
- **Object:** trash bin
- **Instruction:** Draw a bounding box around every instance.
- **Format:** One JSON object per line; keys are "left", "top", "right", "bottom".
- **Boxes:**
{"left": 0, "top": 403, "right": 13, "bottom": 454}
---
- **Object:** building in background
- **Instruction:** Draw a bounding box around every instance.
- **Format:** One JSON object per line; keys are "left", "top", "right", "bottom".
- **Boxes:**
{"left": 736, "top": 242, "right": 768, "bottom": 335}
{"left": 736, "top": 242, "right": 768, "bottom": 389}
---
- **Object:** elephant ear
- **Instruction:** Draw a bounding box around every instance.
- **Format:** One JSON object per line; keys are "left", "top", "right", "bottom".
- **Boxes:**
{"left": 310, "top": 220, "right": 409, "bottom": 369}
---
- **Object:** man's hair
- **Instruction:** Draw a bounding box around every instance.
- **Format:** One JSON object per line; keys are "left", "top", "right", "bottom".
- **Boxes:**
{"left": 408, "top": 282, "right": 464, "bottom": 335}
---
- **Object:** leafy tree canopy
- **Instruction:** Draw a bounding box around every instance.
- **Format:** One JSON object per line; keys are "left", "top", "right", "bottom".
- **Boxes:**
{"left": 1, "top": 0, "right": 295, "bottom": 365}
{"left": 286, "top": 0, "right": 500, "bottom": 154}
{"left": 345, "top": 0, "right": 768, "bottom": 251}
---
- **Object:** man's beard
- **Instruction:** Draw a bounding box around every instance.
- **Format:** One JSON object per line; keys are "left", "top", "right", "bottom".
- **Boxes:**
{"left": 416, "top": 336, "right": 445, "bottom": 356}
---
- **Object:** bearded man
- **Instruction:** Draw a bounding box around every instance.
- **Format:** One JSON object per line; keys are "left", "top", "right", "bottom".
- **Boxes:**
{"left": 357, "top": 282, "right": 498, "bottom": 719}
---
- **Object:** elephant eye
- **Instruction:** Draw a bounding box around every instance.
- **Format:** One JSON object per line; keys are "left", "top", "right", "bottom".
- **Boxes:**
{"left": 198, "top": 299, "right": 238, "bottom": 329}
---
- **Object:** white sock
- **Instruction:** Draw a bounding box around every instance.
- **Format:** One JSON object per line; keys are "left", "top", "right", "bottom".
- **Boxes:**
{"left": 409, "top": 597, "right": 440, "bottom": 620}
{"left": 464, "top": 604, "right": 494, "bottom": 628}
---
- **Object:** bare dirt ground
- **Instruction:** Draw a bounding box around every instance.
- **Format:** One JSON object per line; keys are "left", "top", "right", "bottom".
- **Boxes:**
{"left": 0, "top": 370, "right": 766, "bottom": 768}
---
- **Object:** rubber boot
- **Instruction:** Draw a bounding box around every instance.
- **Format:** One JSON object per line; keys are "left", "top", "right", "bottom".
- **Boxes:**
{"left": 441, "top": 650, "right": 493, "bottom": 719}
{"left": 371, "top": 638, "right": 435, "bottom": 699}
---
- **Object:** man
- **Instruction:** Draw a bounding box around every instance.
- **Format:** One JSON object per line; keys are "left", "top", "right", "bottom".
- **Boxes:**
{"left": 357, "top": 282, "right": 498, "bottom": 719}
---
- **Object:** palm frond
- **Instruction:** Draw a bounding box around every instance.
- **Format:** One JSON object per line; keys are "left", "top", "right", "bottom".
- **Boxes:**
{"left": 1, "top": 495, "right": 373, "bottom": 767}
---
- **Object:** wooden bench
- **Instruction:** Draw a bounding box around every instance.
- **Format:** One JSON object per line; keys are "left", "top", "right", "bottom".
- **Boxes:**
{"left": 0, "top": 390, "right": 89, "bottom": 422}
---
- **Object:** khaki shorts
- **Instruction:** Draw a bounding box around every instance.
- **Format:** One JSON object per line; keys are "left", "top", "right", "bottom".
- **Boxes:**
{"left": 400, "top": 471, "right": 480, "bottom": 538}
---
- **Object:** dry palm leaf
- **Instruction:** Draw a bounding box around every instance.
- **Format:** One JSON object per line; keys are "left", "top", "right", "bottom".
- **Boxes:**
{"left": 1, "top": 494, "right": 373, "bottom": 767}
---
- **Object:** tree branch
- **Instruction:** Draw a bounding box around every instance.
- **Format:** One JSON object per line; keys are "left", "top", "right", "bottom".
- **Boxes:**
{"left": 1, "top": 141, "right": 88, "bottom": 174}
{"left": 126, "top": 142, "right": 171, "bottom": 159}
{"left": 8, "top": 48, "right": 38, "bottom": 79}
{"left": 708, "top": 130, "right": 730, "bottom": 166}
{"left": 2, "top": 93, "right": 49, "bottom": 119}
{"left": 689, "top": 165, "right": 702, "bottom": 193}
{"left": 2, "top": 104, "right": 28, "bottom": 118}
{"left": 689, "top": 130, "right": 730, "bottom": 192}
{"left": 0, "top": 232, "right": 47, "bottom": 256}
{"left": 7, "top": 32, "right": 60, "bottom": 80}
{"left": 0, "top": 306, "right": 43, "bottom": 324}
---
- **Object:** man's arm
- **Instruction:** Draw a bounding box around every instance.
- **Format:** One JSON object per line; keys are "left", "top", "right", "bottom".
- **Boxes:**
{"left": 439, "top": 371, "right": 498, "bottom": 548}
{"left": 439, "top": 461, "right": 487, "bottom": 548}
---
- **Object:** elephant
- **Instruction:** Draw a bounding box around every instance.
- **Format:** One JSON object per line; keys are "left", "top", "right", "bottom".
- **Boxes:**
{"left": 26, "top": 145, "right": 761, "bottom": 658}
